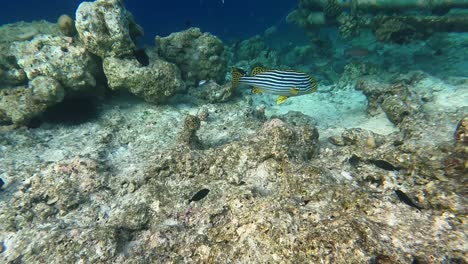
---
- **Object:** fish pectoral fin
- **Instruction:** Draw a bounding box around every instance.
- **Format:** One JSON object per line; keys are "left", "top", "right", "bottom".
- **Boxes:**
{"left": 277, "top": 96, "right": 289, "bottom": 105}
{"left": 290, "top": 87, "right": 300, "bottom": 95}
{"left": 251, "top": 87, "right": 264, "bottom": 94}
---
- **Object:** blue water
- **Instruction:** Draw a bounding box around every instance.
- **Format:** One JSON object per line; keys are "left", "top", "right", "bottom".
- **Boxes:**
{"left": 0, "top": 0, "right": 296, "bottom": 42}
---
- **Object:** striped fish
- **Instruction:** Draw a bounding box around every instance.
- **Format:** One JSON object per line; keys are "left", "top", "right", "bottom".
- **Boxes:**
{"left": 232, "top": 66, "right": 317, "bottom": 104}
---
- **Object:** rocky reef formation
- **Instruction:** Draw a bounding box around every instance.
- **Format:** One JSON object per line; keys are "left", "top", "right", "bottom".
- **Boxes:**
{"left": 355, "top": 72, "right": 466, "bottom": 197}
{"left": 0, "top": 21, "right": 100, "bottom": 129}
{"left": 0, "top": 0, "right": 229, "bottom": 129}
{"left": 75, "top": 0, "right": 187, "bottom": 103}
{"left": 155, "top": 27, "right": 227, "bottom": 88}
{"left": 12, "top": 35, "right": 98, "bottom": 93}
{"left": 103, "top": 55, "right": 185, "bottom": 103}
{"left": 0, "top": 0, "right": 466, "bottom": 263}
{"left": 75, "top": 0, "right": 143, "bottom": 58}
{"left": 0, "top": 77, "right": 64, "bottom": 127}
{"left": 1, "top": 68, "right": 466, "bottom": 262}
{"left": 287, "top": 0, "right": 468, "bottom": 42}
{"left": 227, "top": 35, "right": 279, "bottom": 68}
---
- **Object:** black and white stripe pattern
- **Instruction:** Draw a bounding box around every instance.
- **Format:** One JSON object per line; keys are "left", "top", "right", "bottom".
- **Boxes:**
{"left": 240, "top": 70, "right": 316, "bottom": 96}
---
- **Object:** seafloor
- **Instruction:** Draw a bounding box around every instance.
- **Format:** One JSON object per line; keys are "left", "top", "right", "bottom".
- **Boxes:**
{"left": 0, "top": 0, "right": 467, "bottom": 263}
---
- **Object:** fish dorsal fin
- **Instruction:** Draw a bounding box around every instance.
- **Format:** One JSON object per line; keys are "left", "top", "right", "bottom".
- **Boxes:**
{"left": 251, "top": 66, "right": 270, "bottom": 76}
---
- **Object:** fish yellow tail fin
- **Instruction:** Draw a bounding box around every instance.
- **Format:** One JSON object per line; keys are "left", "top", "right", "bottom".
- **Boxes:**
{"left": 232, "top": 67, "right": 245, "bottom": 89}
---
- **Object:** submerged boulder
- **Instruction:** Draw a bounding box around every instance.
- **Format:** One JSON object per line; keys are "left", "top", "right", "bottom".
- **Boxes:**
{"left": 155, "top": 27, "right": 227, "bottom": 88}
{"left": 11, "top": 34, "right": 98, "bottom": 93}
{"left": 0, "top": 26, "right": 100, "bottom": 129}
{"left": 0, "top": 77, "right": 64, "bottom": 128}
{"left": 75, "top": 0, "right": 143, "bottom": 58}
{"left": 103, "top": 55, "right": 185, "bottom": 103}
{"left": 0, "top": 21, "right": 62, "bottom": 89}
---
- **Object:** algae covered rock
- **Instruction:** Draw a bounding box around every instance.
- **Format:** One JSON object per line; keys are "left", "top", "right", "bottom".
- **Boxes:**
{"left": 0, "top": 87, "right": 44, "bottom": 127}
{"left": 103, "top": 56, "right": 185, "bottom": 103}
{"left": 0, "top": 27, "right": 101, "bottom": 128}
{"left": 0, "top": 21, "right": 62, "bottom": 89}
{"left": 0, "top": 21, "right": 101, "bottom": 129}
{"left": 177, "top": 115, "right": 202, "bottom": 148}
{"left": 232, "top": 35, "right": 269, "bottom": 61}
{"left": 155, "top": 27, "right": 227, "bottom": 87}
{"left": 0, "top": 20, "right": 61, "bottom": 44}
{"left": 0, "top": 77, "right": 65, "bottom": 128}
{"left": 29, "top": 76, "right": 65, "bottom": 103}
{"left": 11, "top": 34, "right": 98, "bottom": 93}
{"left": 75, "top": 0, "right": 143, "bottom": 58}
{"left": 381, "top": 96, "right": 412, "bottom": 124}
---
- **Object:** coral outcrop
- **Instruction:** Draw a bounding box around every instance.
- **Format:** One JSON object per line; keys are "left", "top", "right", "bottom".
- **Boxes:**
{"left": 355, "top": 72, "right": 467, "bottom": 187}
{"left": 155, "top": 27, "right": 227, "bottom": 87}
{"left": 373, "top": 14, "right": 468, "bottom": 43}
{"left": 0, "top": 23, "right": 100, "bottom": 129}
{"left": 0, "top": 77, "right": 64, "bottom": 127}
{"left": 288, "top": 0, "right": 468, "bottom": 41}
{"left": 103, "top": 55, "right": 185, "bottom": 103}
{"left": 11, "top": 35, "right": 98, "bottom": 93}
{"left": 1, "top": 99, "right": 465, "bottom": 262}
{"left": 0, "top": 0, "right": 229, "bottom": 129}
{"left": 75, "top": 0, "right": 143, "bottom": 58}
{"left": 0, "top": 21, "right": 62, "bottom": 89}
{"left": 0, "top": 20, "right": 61, "bottom": 44}
{"left": 231, "top": 35, "right": 269, "bottom": 61}
{"left": 177, "top": 115, "right": 202, "bottom": 148}
{"left": 1, "top": 0, "right": 466, "bottom": 263}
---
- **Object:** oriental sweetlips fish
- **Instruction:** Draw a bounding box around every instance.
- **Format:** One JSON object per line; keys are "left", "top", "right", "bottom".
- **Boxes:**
{"left": 232, "top": 66, "right": 317, "bottom": 104}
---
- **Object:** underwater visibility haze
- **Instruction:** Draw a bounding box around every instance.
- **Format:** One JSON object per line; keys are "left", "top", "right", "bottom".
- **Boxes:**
{"left": 0, "top": 0, "right": 467, "bottom": 263}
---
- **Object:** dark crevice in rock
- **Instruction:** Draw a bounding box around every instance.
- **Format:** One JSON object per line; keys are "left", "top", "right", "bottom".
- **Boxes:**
{"left": 41, "top": 97, "right": 100, "bottom": 125}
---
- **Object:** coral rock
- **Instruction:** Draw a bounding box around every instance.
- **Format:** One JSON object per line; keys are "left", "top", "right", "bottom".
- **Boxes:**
{"left": 454, "top": 117, "right": 468, "bottom": 145}
{"left": 11, "top": 34, "right": 99, "bottom": 93}
{"left": 381, "top": 96, "right": 411, "bottom": 125}
{"left": 57, "top": 14, "right": 76, "bottom": 37}
{"left": 75, "top": 0, "right": 143, "bottom": 58}
{"left": 103, "top": 56, "right": 185, "bottom": 103}
{"left": 29, "top": 76, "right": 65, "bottom": 104}
{"left": 178, "top": 115, "right": 202, "bottom": 148}
{"left": 0, "top": 77, "right": 65, "bottom": 128}
{"left": 155, "top": 27, "right": 227, "bottom": 87}
{"left": 196, "top": 80, "right": 237, "bottom": 103}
